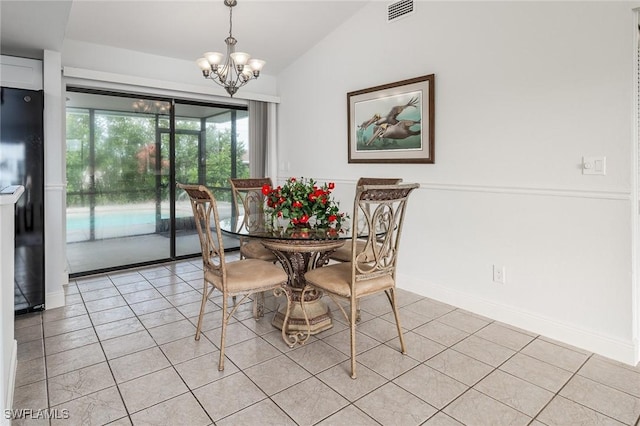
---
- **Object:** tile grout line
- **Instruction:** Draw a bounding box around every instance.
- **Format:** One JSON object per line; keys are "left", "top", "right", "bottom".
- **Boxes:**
{"left": 420, "top": 319, "right": 535, "bottom": 423}
{"left": 77, "top": 275, "right": 133, "bottom": 424}
{"left": 41, "top": 313, "right": 52, "bottom": 426}
{"left": 136, "top": 263, "right": 218, "bottom": 425}
{"left": 83, "top": 266, "right": 199, "bottom": 422}
{"left": 106, "top": 265, "right": 212, "bottom": 423}
{"left": 528, "top": 352, "right": 638, "bottom": 426}
{"left": 23, "top": 257, "right": 640, "bottom": 425}
{"left": 527, "top": 353, "right": 593, "bottom": 425}
{"left": 106, "top": 261, "right": 270, "bottom": 424}
{"left": 70, "top": 268, "right": 191, "bottom": 422}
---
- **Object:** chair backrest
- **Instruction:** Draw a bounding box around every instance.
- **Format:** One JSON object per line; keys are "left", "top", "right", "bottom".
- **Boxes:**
{"left": 350, "top": 183, "right": 419, "bottom": 282}
{"left": 177, "top": 183, "right": 226, "bottom": 278}
{"left": 355, "top": 178, "right": 403, "bottom": 222}
{"left": 356, "top": 177, "right": 403, "bottom": 186}
{"left": 229, "top": 177, "right": 272, "bottom": 233}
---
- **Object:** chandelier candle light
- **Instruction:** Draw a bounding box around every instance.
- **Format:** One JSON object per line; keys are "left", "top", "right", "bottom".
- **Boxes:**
{"left": 196, "top": 0, "right": 266, "bottom": 97}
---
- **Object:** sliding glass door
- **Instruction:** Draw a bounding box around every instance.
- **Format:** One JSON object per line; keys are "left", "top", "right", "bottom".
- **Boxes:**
{"left": 66, "top": 90, "right": 249, "bottom": 275}
{"left": 173, "top": 103, "right": 249, "bottom": 257}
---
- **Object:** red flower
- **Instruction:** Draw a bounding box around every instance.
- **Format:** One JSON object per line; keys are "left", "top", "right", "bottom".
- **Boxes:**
{"left": 264, "top": 177, "right": 347, "bottom": 230}
{"left": 261, "top": 184, "right": 271, "bottom": 196}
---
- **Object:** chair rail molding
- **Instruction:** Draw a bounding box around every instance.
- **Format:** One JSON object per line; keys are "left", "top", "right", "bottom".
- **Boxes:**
{"left": 293, "top": 177, "right": 631, "bottom": 201}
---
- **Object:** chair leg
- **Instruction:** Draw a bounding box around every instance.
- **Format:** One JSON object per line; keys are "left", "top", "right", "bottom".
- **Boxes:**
{"left": 195, "top": 281, "right": 209, "bottom": 341}
{"left": 350, "top": 297, "right": 358, "bottom": 379}
{"left": 388, "top": 288, "right": 406, "bottom": 354}
{"left": 277, "top": 285, "right": 311, "bottom": 348}
{"left": 253, "top": 291, "right": 265, "bottom": 319}
{"left": 219, "top": 293, "right": 228, "bottom": 371}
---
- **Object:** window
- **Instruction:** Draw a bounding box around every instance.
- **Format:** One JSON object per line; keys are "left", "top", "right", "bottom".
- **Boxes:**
{"left": 66, "top": 89, "right": 248, "bottom": 275}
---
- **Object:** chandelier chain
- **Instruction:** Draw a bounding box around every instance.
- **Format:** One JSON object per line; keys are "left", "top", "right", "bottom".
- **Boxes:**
{"left": 228, "top": 5, "right": 233, "bottom": 39}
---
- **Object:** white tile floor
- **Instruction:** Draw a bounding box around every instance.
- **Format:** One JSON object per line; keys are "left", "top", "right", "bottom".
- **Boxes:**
{"left": 12, "top": 255, "right": 640, "bottom": 425}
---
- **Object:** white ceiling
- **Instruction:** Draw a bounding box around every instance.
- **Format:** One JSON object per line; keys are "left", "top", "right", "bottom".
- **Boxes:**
{"left": 0, "top": 0, "right": 369, "bottom": 75}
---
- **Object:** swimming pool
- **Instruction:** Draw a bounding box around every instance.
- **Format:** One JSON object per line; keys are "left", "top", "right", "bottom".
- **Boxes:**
{"left": 66, "top": 211, "right": 161, "bottom": 231}
{"left": 66, "top": 202, "right": 232, "bottom": 242}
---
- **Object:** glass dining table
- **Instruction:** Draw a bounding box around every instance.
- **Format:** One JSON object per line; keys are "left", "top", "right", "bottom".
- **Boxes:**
{"left": 219, "top": 213, "right": 351, "bottom": 344}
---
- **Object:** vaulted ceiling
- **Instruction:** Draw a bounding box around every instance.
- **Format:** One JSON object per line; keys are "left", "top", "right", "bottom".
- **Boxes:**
{"left": 0, "top": 0, "right": 368, "bottom": 75}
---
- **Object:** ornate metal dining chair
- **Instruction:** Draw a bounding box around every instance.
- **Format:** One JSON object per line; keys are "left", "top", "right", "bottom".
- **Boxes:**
{"left": 329, "top": 177, "right": 403, "bottom": 263}
{"left": 229, "top": 178, "right": 277, "bottom": 262}
{"left": 328, "top": 178, "right": 403, "bottom": 322}
{"left": 229, "top": 177, "right": 278, "bottom": 317}
{"left": 177, "top": 183, "right": 289, "bottom": 371}
{"left": 304, "top": 183, "right": 420, "bottom": 378}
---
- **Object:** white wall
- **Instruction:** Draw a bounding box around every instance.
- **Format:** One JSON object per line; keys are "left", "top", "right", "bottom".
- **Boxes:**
{"left": 276, "top": 1, "right": 638, "bottom": 364}
{"left": 0, "top": 188, "right": 23, "bottom": 422}
{"left": 43, "top": 50, "right": 67, "bottom": 309}
{"left": 62, "top": 39, "right": 278, "bottom": 102}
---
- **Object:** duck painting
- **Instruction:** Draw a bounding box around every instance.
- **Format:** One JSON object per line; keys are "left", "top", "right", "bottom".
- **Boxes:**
{"left": 355, "top": 94, "right": 421, "bottom": 149}
{"left": 348, "top": 74, "right": 434, "bottom": 163}
{"left": 366, "top": 119, "right": 421, "bottom": 146}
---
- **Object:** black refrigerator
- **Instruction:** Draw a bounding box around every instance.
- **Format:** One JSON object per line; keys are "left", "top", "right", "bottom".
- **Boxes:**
{"left": 0, "top": 87, "right": 45, "bottom": 313}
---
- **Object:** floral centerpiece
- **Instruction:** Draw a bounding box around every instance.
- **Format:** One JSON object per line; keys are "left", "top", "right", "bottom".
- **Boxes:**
{"left": 262, "top": 177, "right": 346, "bottom": 229}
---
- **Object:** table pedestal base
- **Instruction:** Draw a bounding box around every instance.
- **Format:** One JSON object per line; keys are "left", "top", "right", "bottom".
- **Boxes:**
{"left": 261, "top": 238, "right": 345, "bottom": 344}
{"left": 271, "top": 298, "right": 333, "bottom": 335}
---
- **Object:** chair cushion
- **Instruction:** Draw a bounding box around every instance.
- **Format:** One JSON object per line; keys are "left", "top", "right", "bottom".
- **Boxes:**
{"left": 329, "top": 240, "right": 378, "bottom": 263}
{"left": 205, "top": 259, "right": 287, "bottom": 293}
{"left": 304, "top": 262, "right": 394, "bottom": 298}
{"left": 241, "top": 240, "right": 277, "bottom": 261}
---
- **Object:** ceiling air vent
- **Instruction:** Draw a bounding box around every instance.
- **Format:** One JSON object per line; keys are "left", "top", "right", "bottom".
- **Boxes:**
{"left": 388, "top": 0, "right": 414, "bottom": 23}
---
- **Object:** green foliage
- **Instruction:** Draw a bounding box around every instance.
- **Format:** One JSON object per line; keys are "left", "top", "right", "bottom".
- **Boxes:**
{"left": 66, "top": 111, "right": 90, "bottom": 197}
{"left": 66, "top": 108, "right": 249, "bottom": 207}
{"left": 263, "top": 177, "right": 346, "bottom": 229}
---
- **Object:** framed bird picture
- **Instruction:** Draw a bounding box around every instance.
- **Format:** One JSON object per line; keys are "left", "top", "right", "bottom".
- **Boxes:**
{"left": 347, "top": 74, "right": 434, "bottom": 163}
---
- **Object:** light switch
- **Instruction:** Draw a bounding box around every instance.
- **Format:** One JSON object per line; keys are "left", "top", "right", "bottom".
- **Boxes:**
{"left": 582, "top": 156, "right": 606, "bottom": 175}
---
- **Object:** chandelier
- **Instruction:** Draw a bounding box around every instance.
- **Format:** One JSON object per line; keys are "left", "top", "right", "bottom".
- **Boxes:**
{"left": 132, "top": 99, "right": 170, "bottom": 115}
{"left": 196, "top": 0, "right": 265, "bottom": 97}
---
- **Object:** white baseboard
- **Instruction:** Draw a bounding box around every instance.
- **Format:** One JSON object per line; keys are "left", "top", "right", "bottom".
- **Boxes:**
{"left": 5, "top": 339, "right": 17, "bottom": 415}
{"left": 399, "top": 273, "right": 637, "bottom": 366}
{"left": 46, "top": 290, "right": 65, "bottom": 310}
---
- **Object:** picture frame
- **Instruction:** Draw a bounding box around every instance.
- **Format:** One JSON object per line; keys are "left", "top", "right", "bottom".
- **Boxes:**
{"left": 347, "top": 74, "right": 434, "bottom": 164}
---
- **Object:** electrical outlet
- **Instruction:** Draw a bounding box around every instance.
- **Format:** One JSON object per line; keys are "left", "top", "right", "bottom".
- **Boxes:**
{"left": 493, "top": 265, "right": 506, "bottom": 284}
